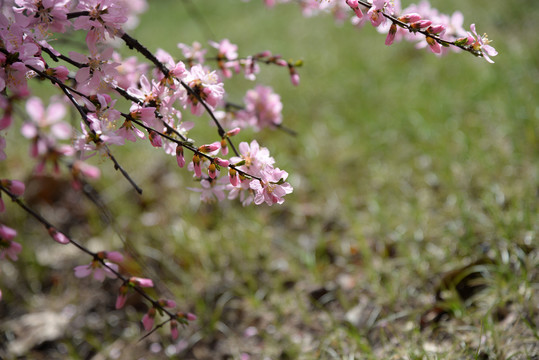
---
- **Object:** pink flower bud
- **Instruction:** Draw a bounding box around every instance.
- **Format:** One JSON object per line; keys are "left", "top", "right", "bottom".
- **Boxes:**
{"left": 176, "top": 145, "right": 185, "bottom": 168}
{"left": 170, "top": 320, "right": 179, "bottom": 340}
{"left": 0, "top": 237, "right": 22, "bottom": 261}
{"left": 427, "top": 24, "right": 445, "bottom": 34}
{"left": 192, "top": 154, "right": 202, "bottom": 177}
{"left": 258, "top": 50, "right": 272, "bottom": 57}
{"left": 426, "top": 36, "right": 441, "bottom": 53}
{"left": 186, "top": 312, "right": 197, "bottom": 321}
{"left": 229, "top": 168, "right": 239, "bottom": 187}
{"left": 1, "top": 180, "right": 25, "bottom": 196}
{"left": 50, "top": 66, "right": 69, "bottom": 82}
{"left": 346, "top": 0, "right": 363, "bottom": 18}
{"left": 106, "top": 251, "right": 124, "bottom": 263}
{"left": 73, "top": 161, "right": 101, "bottom": 179}
{"left": 0, "top": 224, "right": 17, "bottom": 240}
{"left": 159, "top": 299, "right": 177, "bottom": 308}
{"left": 49, "top": 228, "right": 70, "bottom": 245}
{"left": 220, "top": 139, "right": 229, "bottom": 156}
{"left": 226, "top": 127, "right": 241, "bottom": 137}
{"left": 290, "top": 72, "right": 300, "bottom": 86}
{"left": 385, "top": 23, "right": 397, "bottom": 46}
{"left": 215, "top": 158, "right": 229, "bottom": 167}
{"left": 398, "top": 13, "right": 421, "bottom": 23}
{"left": 130, "top": 277, "right": 154, "bottom": 288}
{"left": 199, "top": 142, "right": 220, "bottom": 153}
{"left": 116, "top": 285, "right": 128, "bottom": 309}
{"left": 410, "top": 20, "right": 432, "bottom": 30}
{"left": 208, "top": 163, "right": 217, "bottom": 179}
{"left": 275, "top": 59, "right": 288, "bottom": 67}
{"left": 142, "top": 308, "right": 156, "bottom": 331}
{"left": 149, "top": 130, "right": 162, "bottom": 148}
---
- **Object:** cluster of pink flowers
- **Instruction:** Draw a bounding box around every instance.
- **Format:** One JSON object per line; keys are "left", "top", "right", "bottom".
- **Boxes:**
{"left": 0, "top": 0, "right": 299, "bottom": 340}
{"left": 254, "top": 0, "right": 497, "bottom": 62}
{"left": 0, "top": 0, "right": 496, "bottom": 344}
{"left": 1, "top": 0, "right": 297, "bottom": 207}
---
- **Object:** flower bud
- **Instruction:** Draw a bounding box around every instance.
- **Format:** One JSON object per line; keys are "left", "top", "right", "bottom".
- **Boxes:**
{"left": 0, "top": 224, "right": 17, "bottom": 240}
{"left": 427, "top": 24, "right": 445, "bottom": 34}
{"left": 208, "top": 163, "right": 217, "bottom": 179}
{"left": 1, "top": 179, "right": 25, "bottom": 196}
{"left": 410, "top": 20, "right": 432, "bottom": 30}
{"left": 226, "top": 127, "right": 241, "bottom": 137}
{"left": 385, "top": 23, "right": 397, "bottom": 46}
{"left": 106, "top": 251, "right": 124, "bottom": 263}
{"left": 199, "top": 142, "right": 220, "bottom": 153}
{"left": 215, "top": 157, "right": 230, "bottom": 167}
{"left": 192, "top": 154, "right": 202, "bottom": 177}
{"left": 48, "top": 228, "right": 70, "bottom": 245}
{"left": 130, "top": 277, "right": 154, "bottom": 288}
{"left": 116, "top": 284, "right": 129, "bottom": 309}
{"left": 176, "top": 145, "right": 185, "bottom": 168}
{"left": 398, "top": 13, "right": 421, "bottom": 23}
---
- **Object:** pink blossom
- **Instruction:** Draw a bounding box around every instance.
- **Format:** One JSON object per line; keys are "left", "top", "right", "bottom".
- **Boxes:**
{"left": 69, "top": 41, "right": 119, "bottom": 95}
{"left": 188, "top": 178, "right": 227, "bottom": 203}
{"left": 178, "top": 41, "right": 207, "bottom": 65}
{"left": 367, "top": 0, "right": 388, "bottom": 27}
{"left": 209, "top": 39, "right": 238, "bottom": 78}
{"left": 14, "top": 0, "right": 70, "bottom": 34}
{"left": 21, "top": 96, "right": 70, "bottom": 140}
{"left": 467, "top": 24, "right": 497, "bottom": 63}
{"left": 209, "top": 39, "right": 238, "bottom": 60}
{"left": 236, "top": 140, "right": 275, "bottom": 173}
{"left": 184, "top": 64, "right": 224, "bottom": 116}
{"left": 73, "top": 0, "right": 128, "bottom": 40}
{"left": 74, "top": 260, "right": 119, "bottom": 282}
{"left": 237, "top": 85, "right": 283, "bottom": 131}
{"left": 249, "top": 167, "right": 293, "bottom": 206}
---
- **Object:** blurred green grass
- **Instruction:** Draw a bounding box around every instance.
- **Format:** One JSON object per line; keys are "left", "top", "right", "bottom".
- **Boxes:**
{"left": 1, "top": 0, "right": 538, "bottom": 358}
